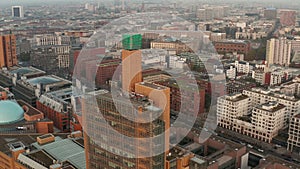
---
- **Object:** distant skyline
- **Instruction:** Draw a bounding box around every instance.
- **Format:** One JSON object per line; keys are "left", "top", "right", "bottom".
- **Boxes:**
{"left": 1, "top": 0, "right": 300, "bottom": 8}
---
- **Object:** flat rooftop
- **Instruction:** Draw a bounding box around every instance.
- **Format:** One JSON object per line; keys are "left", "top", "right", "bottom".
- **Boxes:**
{"left": 226, "top": 80, "right": 256, "bottom": 88}
{"left": 32, "top": 136, "right": 86, "bottom": 169}
{"left": 247, "top": 88, "right": 300, "bottom": 102}
{"left": 255, "top": 154, "right": 300, "bottom": 169}
{"left": 225, "top": 93, "right": 249, "bottom": 102}
{"left": 22, "top": 75, "right": 71, "bottom": 91}
{"left": 190, "top": 156, "right": 206, "bottom": 165}
{"left": 0, "top": 134, "right": 71, "bottom": 157}
{"left": 216, "top": 39, "right": 249, "bottom": 44}
{"left": 9, "top": 66, "right": 45, "bottom": 77}
{"left": 216, "top": 155, "right": 233, "bottom": 166}
{"left": 45, "top": 87, "right": 72, "bottom": 102}
{"left": 0, "top": 135, "right": 36, "bottom": 156}
{"left": 255, "top": 102, "right": 286, "bottom": 112}
{"left": 27, "top": 150, "right": 54, "bottom": 167}
{"left": 166, "top": 146, "right": 188, "bottom": 161}
{"left": 138, "top": 82, "right": 167, "bottom": 90}
{"left": 94, "top": 90, "right": 162, "bottom": 113}
{"left": 27, "top": 76, "right": 62, "bottom": 86}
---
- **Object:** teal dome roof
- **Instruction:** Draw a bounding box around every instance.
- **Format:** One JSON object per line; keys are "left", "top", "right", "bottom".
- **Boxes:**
{"left": 0, "top": 101, "right": 24, "bottom": 125}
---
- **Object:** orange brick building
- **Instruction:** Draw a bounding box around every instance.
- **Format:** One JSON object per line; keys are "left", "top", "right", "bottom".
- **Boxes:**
{"left": 121, "top": 50, "right": 142, "bottom": 92}
{"left": 0, "top": 34, "right": 17, "bottom": 68}
{"left": 36, "top": 88, "right": 72, "bottom": 132}
{"left": 84, "top": 35, "right": 171, "bottom": 168}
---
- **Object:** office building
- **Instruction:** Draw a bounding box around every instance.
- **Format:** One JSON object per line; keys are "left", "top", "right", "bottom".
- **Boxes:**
{"left": 266, "top": 37, "right": 292, "bottom": 66}
{"left": 83, "top": 89, "right": 167, "bottom": 169}
{"left": 0, "top": 66, "right": 46, "bottom": 90}
{"left": 264, "top": 8, "right": 277, "bottom": 20}
{"left": 82, "top": 34, "right": 170, "bottom": 169}
{"left": 156, "top": 78, "right": 206, "bottom": 115}
{"left": 196, "top": 6, "right": 229, "bottom": 21}
{"left": 12, "top": 75, "right": 71, "bottom": 106}
{"left": 0, "top": 34, "right": 17, "bottom": 68}
{"left": 95, "top": 58, "right": 121, "bottom": 88}
{"left": 279, "top": 10, "right": 297, "bottom": 26}
{"left": 12, "top": 6, "right": 24, "bottom": 18}
{"left": 142, "top": 69, "right": 205, "bottom": 115}
{"left": 30, "top": 45, "right": 71, "bottom": 78}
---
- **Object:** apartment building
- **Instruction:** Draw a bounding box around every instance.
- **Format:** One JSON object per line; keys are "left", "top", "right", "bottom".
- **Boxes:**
{"left": 33, "top": 34, "right": 74, "bottom": 46}
{"left": 287, "top": 114, "right": 300, "bottom": 152}
{"left": 217, "top": 93, "right": 286, "bottom": 143}
{"left": 243, "top": 88, "right": 300, "bottom": 122}
{"left": 280, "top": 76, "right": 300, "bottom": 97}
{"left": 247, "top": 102, "right": 285, "bottom": 142}
{"left": 217, "top": 93, "right": 250, "bottom": 129}
{"left": 151, "top": 39, "right": 191, "bottom": 55}
{"left": 266, "top": 37, "right": 292, "bottom": 66}
{"left": 234, "top": 61, "right": 254, "bottom": 74}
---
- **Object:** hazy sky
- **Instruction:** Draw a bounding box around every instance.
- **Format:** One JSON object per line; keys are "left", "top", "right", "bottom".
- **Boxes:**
{"left": 0, "top": 0, "right": 83, "bottom": 6}
{"left": 1, "top": 0, "right": 299, "bottom": 8}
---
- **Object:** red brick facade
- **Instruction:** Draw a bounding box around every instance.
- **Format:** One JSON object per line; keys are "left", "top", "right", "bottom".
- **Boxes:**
{"left": 36, "top": 101, "right": 70, "bottom": 132}
{"left": 214, "top": 40, "right": 251, "bottom": 56}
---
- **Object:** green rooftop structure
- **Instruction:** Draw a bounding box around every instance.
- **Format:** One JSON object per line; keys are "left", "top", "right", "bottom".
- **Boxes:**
{"left": 122, "top": 34, "right": 142, "bottom": 50}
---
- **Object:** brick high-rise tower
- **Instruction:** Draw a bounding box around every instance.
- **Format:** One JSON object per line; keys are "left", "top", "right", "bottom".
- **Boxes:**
{"left": 83, "top": 34, "right": 170, "bottom": 169}
{"left": 0, "top": 34, "right": 17, "bottom": 68}
{"left": 121, "top": 34, "right": 143, "bottom": 92}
